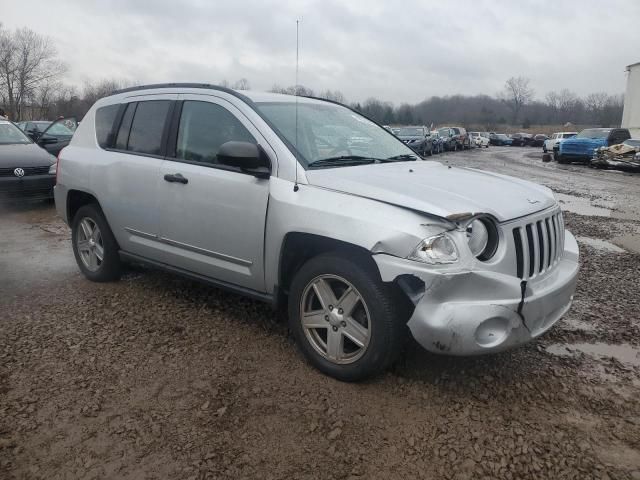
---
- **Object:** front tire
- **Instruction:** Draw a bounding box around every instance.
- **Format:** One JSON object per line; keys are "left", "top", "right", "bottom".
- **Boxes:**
{"left": 72, "top": 204, "right": 122, "bottom": 282}
{"left": 288, "top": 253, "right": 406, "bottom": 382}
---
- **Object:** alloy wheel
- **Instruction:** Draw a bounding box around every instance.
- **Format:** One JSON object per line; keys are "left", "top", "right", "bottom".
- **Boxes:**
{"left": 299, "top": 275, "right": 371, "bottom": 365}
{"left": 76, "top": 217, "right": 104, "bottom": 272}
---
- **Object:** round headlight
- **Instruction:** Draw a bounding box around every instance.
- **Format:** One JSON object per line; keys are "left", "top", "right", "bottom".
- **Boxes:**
{"left": 467, "top": 219, "right": 488, "bottom": 256}
{"left": 466, "top": 217, "right": 498, "bottom": 260}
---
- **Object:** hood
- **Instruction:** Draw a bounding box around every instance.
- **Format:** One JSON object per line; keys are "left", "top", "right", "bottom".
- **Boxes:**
{"left": 560, "top": 137, "right": 607, "bottom": 152}
{"left": 305, "top": 161, "right": 556, "bottom": 222}
{"left": 0, "top": 143, "right": 55, "bottom": 168}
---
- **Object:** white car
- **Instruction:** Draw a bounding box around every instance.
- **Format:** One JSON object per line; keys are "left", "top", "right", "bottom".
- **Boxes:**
{"left": 470, "top": 132, "right": 490, "bottom": 148}
{"left": 543, "top": 132, "right": 577, "bottom": 153}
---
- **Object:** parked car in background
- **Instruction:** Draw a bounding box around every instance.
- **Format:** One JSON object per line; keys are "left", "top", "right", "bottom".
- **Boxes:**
{"left": 510, "top": 133, "right": 534, "bottom": 146}
{"left": 438, "top": 126, "right": 470, "bottom": 150}
{"left": 469, "top": 132, "right": 490, "bottom": 148}
{"left": 429, "top": 130, "right": 445, "bottom": 153}
{"left": 0, "top": 119, "right": 58, "bottom": 201}
{"left": 16, "top": 121, "right": 52, "bottom": 140}
{"left": 395, "top": 126, "right": 434, "bottom": 156}
{"left": 557, "top": 128, "right": 631, "bottom": 164}
{"left": 32, "top": 118, "right": 78, "bottom": 157}
{"left": 490, "top": 133, "right": 513, "bottom": 146}
{"left": 531, "top": 134, "right": 548, "bottom": 147}
{"left": 54, "top": 83, "right": 579, "bottom": 381}
{"left": 543, "top": 132, "right": 577, "bottom": 153}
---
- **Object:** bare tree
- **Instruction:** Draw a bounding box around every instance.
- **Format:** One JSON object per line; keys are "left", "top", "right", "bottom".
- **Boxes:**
{"left": 502, "top": 76, "right": 534, "bottom": 124}
{"left": 0, "top": 26, "right": 67, "bottom": 120}
{"left": 318, "top": 89, "right": 345, "bottom": 103}
{"left": 232, "top": 78, "right": 250, "bottom": 90}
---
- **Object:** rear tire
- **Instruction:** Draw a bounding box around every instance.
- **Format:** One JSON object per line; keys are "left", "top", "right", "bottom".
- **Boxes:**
{"left": 288, "top": 253, "right": 406, "bottom": 382}
{"left": 71, "top": 204, "right": 122, "bottom": 282}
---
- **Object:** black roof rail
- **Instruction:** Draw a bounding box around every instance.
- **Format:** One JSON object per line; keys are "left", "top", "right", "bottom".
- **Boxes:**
{"left": 112, "top": 83, "right": 254, "bottom": 104}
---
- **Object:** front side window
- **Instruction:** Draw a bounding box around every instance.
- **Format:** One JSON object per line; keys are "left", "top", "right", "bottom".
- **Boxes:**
{"left": 175, "top": 101, "right": 255, "bottom": 164}
{"left": 0, "top": 121, "right": 32, "bottom": 144}
{"left": 127, "top": 100, "right": 171, "bottom": 155}
{"left": 256, "top": 101, "right": 416, "bottom": 168}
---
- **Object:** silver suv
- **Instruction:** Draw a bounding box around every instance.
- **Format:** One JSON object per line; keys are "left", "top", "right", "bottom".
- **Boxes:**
{"left": 54, "top": 84, "right": 579, "bottom": 381}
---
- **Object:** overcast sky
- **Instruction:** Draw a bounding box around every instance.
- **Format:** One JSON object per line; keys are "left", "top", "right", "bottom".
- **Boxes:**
{"left": 3, "top": 0, "right": 639, "bottom": 104}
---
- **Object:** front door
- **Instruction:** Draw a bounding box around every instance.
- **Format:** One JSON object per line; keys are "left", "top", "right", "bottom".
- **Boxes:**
{"left": 157, "top": 95, "right": 272, "bottom": 292}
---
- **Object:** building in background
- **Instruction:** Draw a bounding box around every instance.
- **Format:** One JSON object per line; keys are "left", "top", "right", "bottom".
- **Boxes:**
{"left": 622, "top": 62, "right": 640, "bottom": 137}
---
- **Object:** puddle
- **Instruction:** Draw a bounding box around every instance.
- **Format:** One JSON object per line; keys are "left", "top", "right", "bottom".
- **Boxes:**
{"left": 555, "top": 193, "right": 612, "bottom": 217}
{"left": 612, "top": 234, "right": 640, "bottom": 255}
{"left": 576, "top": 236, "right": 626, "bottom": 253}
{"left": 561, "top": 317, "right": 597, "bottom": 332}
{"left": 546, "top": 343, "right": 640, "bottom": 367}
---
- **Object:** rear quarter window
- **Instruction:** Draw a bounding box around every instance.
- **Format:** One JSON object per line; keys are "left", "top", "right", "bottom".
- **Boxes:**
{"left": 95, "top": 104, "right": 120, "bottom": 149}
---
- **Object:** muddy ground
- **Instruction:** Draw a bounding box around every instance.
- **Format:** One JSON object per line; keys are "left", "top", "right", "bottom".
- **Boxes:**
{"left": 1, "top": 146, "right": 639, "bottom": 479}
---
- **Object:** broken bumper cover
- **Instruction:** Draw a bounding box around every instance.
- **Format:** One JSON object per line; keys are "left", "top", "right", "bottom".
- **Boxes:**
{"left": 374, "top": 231, "right": 579, "bottom": 355}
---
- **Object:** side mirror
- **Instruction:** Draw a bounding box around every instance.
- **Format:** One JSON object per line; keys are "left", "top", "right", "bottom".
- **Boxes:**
{"left": 217, "top": 141, "right": 270, "bottom": 179}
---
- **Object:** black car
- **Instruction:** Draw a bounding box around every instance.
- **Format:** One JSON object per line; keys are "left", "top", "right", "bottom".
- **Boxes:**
{"left": 489, "top": 133, "right": 513, "bottom": 146}
{"left": 395, "top": 126, "right": 435, "bottom": 156}
{"left": 531, "top": 134, "right": 549, "bottom": 147}
{"left": 0, "top": 120, "right": 58, "bottom": 201}
{"left": 510, "top": 133, "right": 529, "bottom": 146}
{"left": 16, "top": 120, "right": 52, "bottom": 140}
{"left": 33, "top": 119, "right": 77, "bottom": 156}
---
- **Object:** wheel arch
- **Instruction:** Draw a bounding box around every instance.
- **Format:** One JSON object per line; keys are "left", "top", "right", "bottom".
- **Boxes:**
{"left": 276, "top": 232, "right": 380, "bottom": 309}
{"left": 66, "top": 189, "right": 101, "bottom": 224}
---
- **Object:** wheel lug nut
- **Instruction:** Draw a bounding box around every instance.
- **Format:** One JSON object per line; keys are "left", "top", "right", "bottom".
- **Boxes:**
{"left": 340, "top": 321, "right": 346, "bottom": 327}
{"left": 329, "top": 305, "right": 333, "bottom": 311}
{"left": 332, "top": 326, "right": 338, "bottom": 332}
{"left": 325, "top": 315, "right": 329, "bottom": 321}
{"left": 338, "top": 308, "right": 343, "bottom": 314}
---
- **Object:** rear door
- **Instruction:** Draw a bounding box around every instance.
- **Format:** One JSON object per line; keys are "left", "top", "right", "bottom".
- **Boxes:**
{"left": 97, "top": 95, "right": 176, "bottom": 260}
{"left": 156, "top": 94, "right": 272, "bottom": 292}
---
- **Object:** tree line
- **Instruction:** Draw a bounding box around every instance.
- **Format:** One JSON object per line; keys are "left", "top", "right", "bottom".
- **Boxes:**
{"left": 0, "top": 25, "right": 624, "bottom": 130}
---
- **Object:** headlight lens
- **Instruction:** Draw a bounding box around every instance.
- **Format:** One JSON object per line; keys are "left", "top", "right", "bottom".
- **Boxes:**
{"left": 48, "top": 162, "right": 56, "bottom": 175}
{"left": 466, "top": 217, "right": 499, "bottom": 261}
{"left": 409, "top": 233, "right": 459, "bottom": 264}
{"left": 466, "top": 219, "right": 489, "bottom": 257}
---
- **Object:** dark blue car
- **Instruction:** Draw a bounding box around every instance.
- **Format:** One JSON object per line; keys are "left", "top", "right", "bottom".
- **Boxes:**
{"left": 557, "top": 128, "right": 630, "bottom": 164}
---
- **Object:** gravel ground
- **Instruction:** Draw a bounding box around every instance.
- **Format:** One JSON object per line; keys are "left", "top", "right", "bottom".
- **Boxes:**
{"left": 1, "top": 147, "right": 639, "bottom": 479}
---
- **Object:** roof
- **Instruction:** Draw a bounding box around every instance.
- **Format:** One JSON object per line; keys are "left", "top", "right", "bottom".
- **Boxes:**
{"left": 626, "top": 61, "right": 640, "bottom": 70}
{"left": 113, "top": 83, "right": 324, "bottom": 105}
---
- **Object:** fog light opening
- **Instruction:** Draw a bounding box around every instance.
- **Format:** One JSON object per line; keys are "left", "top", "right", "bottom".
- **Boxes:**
{"left": 475, "top": 317, "right": 510, "bottom": 348}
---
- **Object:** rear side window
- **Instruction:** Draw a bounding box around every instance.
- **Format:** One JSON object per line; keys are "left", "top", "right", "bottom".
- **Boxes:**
{"left": 115, "top": 103, "right": 136, "bottom": 150}
{"left": 175, "top": 101, "right": 255, "bottom": 165}
{"left": 95, "top": 104, "right": 120, "bottom": 148}
{"left": 126, "top": 100, "right": 171, "bottom": 156}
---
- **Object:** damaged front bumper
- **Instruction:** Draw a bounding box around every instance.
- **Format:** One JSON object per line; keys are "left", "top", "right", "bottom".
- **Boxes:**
{"left": 374, "top": 231, "right": 580, "bottom": 355}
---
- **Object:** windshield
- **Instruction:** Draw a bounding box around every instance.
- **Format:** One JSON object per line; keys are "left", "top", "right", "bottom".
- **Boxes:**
{"left": 396, "top": 127, "right": 424, "bottom": 136}
{"left": 45, "top": 122, "right": 75, "bottom": 136}
{"left": 438, "top": 128, "right": 450, "bottom": 136}
{"left": 561, "top": 133, "right": 577, "bottom": 138}
{"left": 577, "top": 129, "right": 610, "bottom": 139}
{"left": 623, "top": 139, "right": 640, "bottom": 148}
{"left": 31, "top": 121, "right": 52, "bottom": 132}
{"left": 0, "top": 121, "right": 32, "bottom": 144}
{"left": 497, "top": 134, "right": 509, "bottom": 139}
{"left": 255, "top": 101, "right": 417, "bottom": 167}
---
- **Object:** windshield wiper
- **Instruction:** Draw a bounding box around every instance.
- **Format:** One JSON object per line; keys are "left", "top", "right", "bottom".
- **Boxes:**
{"left": 386, "top": 154, "right": 418, "bottom": 161}
{"left": 307, "top": 156, "right": 378, "bottom": 169}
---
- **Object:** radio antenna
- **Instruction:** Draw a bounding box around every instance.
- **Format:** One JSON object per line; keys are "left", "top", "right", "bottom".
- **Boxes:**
{"left": 293, "top": 18, "right": 301, "bottom": 192}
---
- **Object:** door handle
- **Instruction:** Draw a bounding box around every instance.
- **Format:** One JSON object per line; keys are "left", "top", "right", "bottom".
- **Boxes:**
{"left": 164, "top": 173, "right": 188, "bottom": 184}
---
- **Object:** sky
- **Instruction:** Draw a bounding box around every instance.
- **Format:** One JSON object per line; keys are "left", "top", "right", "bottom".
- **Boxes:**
{"left": 2, "top": 0, "right": 639, "bottom": 104}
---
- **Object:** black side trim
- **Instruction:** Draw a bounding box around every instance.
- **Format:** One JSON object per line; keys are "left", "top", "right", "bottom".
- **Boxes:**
{"left": 119, "top": 251, "right": 274, "bottom": 305}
